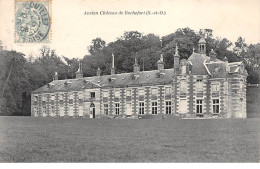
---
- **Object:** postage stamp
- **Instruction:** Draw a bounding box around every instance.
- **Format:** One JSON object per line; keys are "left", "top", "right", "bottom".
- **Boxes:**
{"left": 15, "top": 0, "right": 51, "bottom": 43}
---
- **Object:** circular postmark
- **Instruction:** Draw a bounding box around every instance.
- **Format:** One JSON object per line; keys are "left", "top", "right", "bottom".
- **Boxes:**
{"left": 15, "top": 1, "right": 50, "bottom": 43}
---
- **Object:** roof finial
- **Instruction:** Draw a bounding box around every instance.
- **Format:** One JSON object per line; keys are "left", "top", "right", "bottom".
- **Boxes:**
{"left": 112, "top": 53, "right": 115, "bottom": 68}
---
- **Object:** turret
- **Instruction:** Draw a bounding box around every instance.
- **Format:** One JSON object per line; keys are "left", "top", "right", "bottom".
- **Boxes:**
{"left": 198, "top": 37, "right": 206, "bottom": 54}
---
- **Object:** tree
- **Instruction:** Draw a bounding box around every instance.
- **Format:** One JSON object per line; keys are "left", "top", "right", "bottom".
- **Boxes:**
{"left": 88, "top": 38, "right": 106, "bottom": 54}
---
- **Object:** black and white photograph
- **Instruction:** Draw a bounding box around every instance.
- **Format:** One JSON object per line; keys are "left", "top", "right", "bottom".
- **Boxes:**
{"left": 0, "top": 0, "right": 259, "bottom": 165}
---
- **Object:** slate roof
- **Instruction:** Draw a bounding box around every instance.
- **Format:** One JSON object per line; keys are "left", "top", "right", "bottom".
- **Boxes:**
{"left": 187, "top": 52, "right": 209, "bottom": 75}
{"left": 33, "top": 69, "right": 175, "bottom": 93}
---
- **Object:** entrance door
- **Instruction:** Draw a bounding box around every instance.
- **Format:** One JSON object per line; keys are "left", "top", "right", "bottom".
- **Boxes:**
{"left": 90, "top": 103, "right": 95, "bottom": 118}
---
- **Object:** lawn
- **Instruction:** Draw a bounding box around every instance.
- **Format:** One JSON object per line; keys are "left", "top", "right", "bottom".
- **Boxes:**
{"left": 0, "top": 117, "right": 259, "bottom": 162}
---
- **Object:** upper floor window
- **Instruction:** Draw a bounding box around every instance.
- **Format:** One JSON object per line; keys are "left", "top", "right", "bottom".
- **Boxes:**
{"left": 42, "top": 95, "right": 46, "bottom": 101}
{"left": 78, "top": 93, "right": 83, "bottom": 99}
{"left": 180, "top": 80, "right": 187, "bottom": 92}
{"left": 126, "top": 89, "right": 131, "bottom": 96}
{"left": 138, "top": 89, "right": 144, "bottom": 96}
{"left": 59, "top": 94, "right": 64, "bottom": 100}
{"left": 50, "top": 95, "right": 55, "bottom": 100}
{"left": 69, "top": 93, "right": 74, "bottom": 100}
{"left": 165, "top": 87, "right": 171, "bottom": 96}
{"left": 196, "top": 79, "right": 203, "bottom": 92}
{"left": 90, "top": 92, "right": 95, "bottom": 98}
{"left": 151, "top": 88, "right": 158, "bottom": 96}
{"left": 114, "top": 90, "right": 120, "bottom": 98}
{"left": 211, "top": 82, "right": 220, "bottom": 92}
{"left": 103, "top": 91, "right": 108, "bottom": 97}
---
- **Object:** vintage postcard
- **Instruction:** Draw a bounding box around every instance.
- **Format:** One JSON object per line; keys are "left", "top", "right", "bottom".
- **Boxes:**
{"left": 0, "top": 0, "right": 259, "bottom": 165}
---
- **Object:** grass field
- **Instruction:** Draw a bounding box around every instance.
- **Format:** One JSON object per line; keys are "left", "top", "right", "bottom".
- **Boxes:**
{"left": 0, "top": 117, "right": 259, "bottom": 162}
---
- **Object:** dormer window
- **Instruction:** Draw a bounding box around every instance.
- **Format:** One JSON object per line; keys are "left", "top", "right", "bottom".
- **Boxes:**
{"left": 34, "top": 96, "right": 38, "bottom": 102}
{"left": 211, "top": 82, "right": 220, "bottom": 92}
{"left": 90, "top": 92, "right": 95, "bottom": 98}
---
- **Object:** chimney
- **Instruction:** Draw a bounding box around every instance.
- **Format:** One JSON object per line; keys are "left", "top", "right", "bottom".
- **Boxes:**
{"left": 174, "top": 44, "right": 180, "bottom": 71}
{"left": 97, "top": 67, "right": 101, "bottom": 77}
{"left": 53, "top": 72, "right": 58, "bottom": 81}
{"left": 111, "top": 53, "right": 116, "bottom": 75}
{"left": 157, "top": 54, "right": 164, "bottom": 70}
{"left": 198, "top": 37, "right": 206, "bottom": 54}
{"left": 209, "top": 49, "right": 217, "bottom": 62}
{"left": 76, "top": 60, "right": 83, "bottom": 78}
{"left": 133, "top": 53, "right": 140, "bottom": 73}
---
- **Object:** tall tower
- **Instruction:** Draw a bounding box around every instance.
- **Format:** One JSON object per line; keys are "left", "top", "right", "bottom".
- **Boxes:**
{"left": 75, "top": 60, "right": 83, "bottom": 78}
{"left": 198, "top": 37, "right": 206, "bottom": 54}
{"left": 111, "top": 53, "right": 116, "bottom": 75}
{"left": 174, "top": 44, "right": 180, "bottom": 71}
{"left": 133, "top": 53, "right": 140, "bottom": 73}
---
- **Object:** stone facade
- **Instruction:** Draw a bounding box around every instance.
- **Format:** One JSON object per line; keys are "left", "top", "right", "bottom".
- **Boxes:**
{"left": 31, "top": 38, "right": 248, "bottom": 118}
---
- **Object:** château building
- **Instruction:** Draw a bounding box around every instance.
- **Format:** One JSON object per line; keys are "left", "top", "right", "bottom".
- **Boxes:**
{"left": 31, "top": 38, "right": 248, "bottom": 118}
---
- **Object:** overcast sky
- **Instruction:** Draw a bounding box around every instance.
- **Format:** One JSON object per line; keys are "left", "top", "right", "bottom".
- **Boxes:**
{"left": 0, "top": 0, "right": 260, "bottom": 59}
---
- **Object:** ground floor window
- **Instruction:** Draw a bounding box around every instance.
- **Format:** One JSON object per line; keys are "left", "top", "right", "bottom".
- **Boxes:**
{"left": 165, "top": 101, "right": 172, "bottom": 114}
{"left": 196, "top": 99, "right": 203, "bottom": 114}
{"left": 78, "top": 106, "right": 83, "bottom": 116}
{"left": 50, "top": 106, "right": 55, "bottom": 116}
{"left": 139, "top": 102, "right": 144, "bottom": 115}
{"left": 42, "top": 106, "right": 46, "bottom": 117}
{"left": 115, "top": 103, "right": 120, "bottom": 115}
{"left": 212, "top": 99, "right": 220, "bottom": 114}
{"left": 68, "top": 105, "right": 74, "bottom": 116}
{"left": 34, "top": 107, "right": 38, "bottom": 116}
{"left": 104, "top": 104, "right": 109, "bottom": 115}
{"left": 152, "top": 102, "right": 157, "bottom": 115}
{"left": 59, "top": 106, "right": 64, "bottom": 117}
